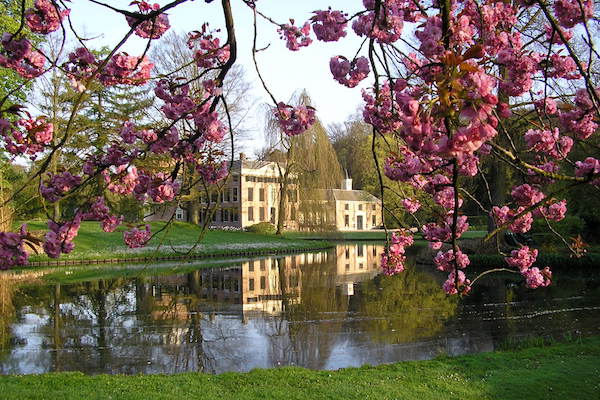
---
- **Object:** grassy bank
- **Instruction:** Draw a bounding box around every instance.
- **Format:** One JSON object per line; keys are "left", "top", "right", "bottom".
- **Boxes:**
{"left": 20, "top": 221, "right": 333, "bottom": 263}
{"left": 1, "top": 337, "right": 598, "bottom": 399}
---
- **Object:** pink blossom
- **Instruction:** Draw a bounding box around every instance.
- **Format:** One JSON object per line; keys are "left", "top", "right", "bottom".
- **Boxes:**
{"left": 197, "top": 161, "right": 229, "bottom": 184}
{"left": 278, "top": 21, "right": 312, "bottom": 51}
{"left": 275, "top": 103, "right": 316, "bottom": 136}
{"left": 545, "top": 53, "right": 580, "bottom": 79}
{"left": 0, "top": 225, "right": 29, "bottom": 269}
{"left": 100, "top": 53, "right": 153, "bottom": 86}
{"left": 25, "top": 0, "right": 70, "bottom": 34}
{"left": 330, "top": 56, "right": 370, "bottom": 88}
{"left": 64, "top": 47, "right": 97, "bottom": 92}
{"left": 311, "top": 9, "right": 347, "bottom": 42}
{"left": 126, "top": 3, "right": 170, "bottom": 39}
{"left": 554, "top": 0, "right": 594, "bottom": 28}
{"left": 189, "top": 25, "right": 230, "bottom": 68}
{"left": 123, "top": 225, "right": 151, "bottom": 248}
{"left": 352, "top": 1, "right": 404, "bottom": 44}
{"left": 381, "top": 231, "right": 414, "bottom": 276}
{"left": 523, "top": 128, "right": 572, "bottom": 159}
{"left": 511, "top": 184, "right": 545, "bottom": 207}
{"left": 534, "top": 98, "right": 558, "bottom": 115}
{"left": 102, "top": 215, "right": 124, "bottom": 233}
{"left": 40, "top": 172, "right": 81, "bottom": 203}
{"left": 434, "top": 248, "right": 470, "bottom": 272}
{"left": 43, "top": 215, "right": 82, "bottom": 258}
{"left": 545, "top": 25, "right": 573, "bottom": 44}
{"left": 506, "top": 246, "right": 538, "bottom": 272}
{"left": 401, "top": 198, "right": 421, "bottom": 214}
{"left": 0, "top": 34, "right": 45, "bottom": 79}
{"left": 522, "top": 266, "right": 552, "bottom": 289}
{"left": 443, "top": 270, "right": 471, "bottom": 295}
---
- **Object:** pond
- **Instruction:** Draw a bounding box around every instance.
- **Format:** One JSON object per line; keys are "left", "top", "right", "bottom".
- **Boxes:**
{"left": 1, "top": 243, "right": 599, "bottom": 375}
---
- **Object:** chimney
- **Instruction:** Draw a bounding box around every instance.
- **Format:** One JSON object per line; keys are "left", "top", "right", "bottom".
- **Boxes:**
{"left": 343, "top": 169, "right": 352, "bottom": 190}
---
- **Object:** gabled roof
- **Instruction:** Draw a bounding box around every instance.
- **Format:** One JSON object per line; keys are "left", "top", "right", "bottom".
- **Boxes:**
{"left": 309, "top": 189, "right": 380, "bottom": 202}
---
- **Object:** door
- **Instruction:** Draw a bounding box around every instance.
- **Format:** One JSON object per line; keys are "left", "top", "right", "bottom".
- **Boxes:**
{"left": 357, "top": 215, "right": 363, "bottom": 230}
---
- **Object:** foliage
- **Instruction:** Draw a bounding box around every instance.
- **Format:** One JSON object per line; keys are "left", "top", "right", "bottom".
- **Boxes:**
{"left": 245, "top": 222, "right": 276, "bottom": 235}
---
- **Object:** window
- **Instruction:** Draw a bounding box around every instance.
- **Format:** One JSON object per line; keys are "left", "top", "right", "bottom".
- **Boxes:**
{"left": 223, "top": 209, "right": 230, "bottom": 222}
{"left": 372, "top": 246, "right": 377, "bottom": 256}
{"left": 233, "top": 175, "right": 239, "bottom": 182}
{"left": 260, "top": 276, "right": 266, "bottom": 290}
{"left": 245, "top": 176, "right": 251, "bottom": 182}
{"left": 175, "top": 208, "right": 184, "bottom": 220}
{"left": 259, "top": 207, "right": 265, "bottom": 221}
{"left": 232, "top": 188, "right": 238, "bottom": 202}
{"left": 232, "top": 208, "right": 239, "bottom": 222}
{"left": 248, "top": 261, "right": 254, "bottom": 272}
{"left": 249, "top": 279, "right": 255, "bottom": 291}
{"left": 224, "top": 190, "right": 230, "bottom": 202}
{"left": 290, "top": 207, "right": 296, "bottom": 220}
{"left": 259, "top": 188, "right": 265, "bottom": 201}
{"left": 247, "top": 187, "right": 254, "bottom": 201}
{"left": 372, "top": 204, "right": 376, "bottom": 210}
{"left": 344, "top": 215, "right": 349, "bottom": 227}
{"left": 260, "top": 259, "right": 266, "bottom": 271}
{"left": 248, "top": 207, "right": 254, "bottom": 221}
{"left": 210, "top": 192, "right": 218, "bottom": 203}
{"left": 357, "top": 245, "right": 364, "bottom": 257}
{"left": 345, "top": 247, "right": 350, "bottom": 259}
{"left": 358, "top": 204, "right": 363, "bottom": 211}
{"left": 372, "top": 215, "right": 376, "bottom": 226}
{"left": 345, "top": 203, "right": 349, "bottom": 211}
{"left": 345, "top": 263, "right": 350, "bottom": 271}
{"left": 359, "top": 263, "right": 364, "bottom": 269}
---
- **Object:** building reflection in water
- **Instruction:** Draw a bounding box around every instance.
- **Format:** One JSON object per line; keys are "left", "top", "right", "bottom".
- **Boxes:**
{"left": 0, "top": 243, "right": 599, "bottom": 375}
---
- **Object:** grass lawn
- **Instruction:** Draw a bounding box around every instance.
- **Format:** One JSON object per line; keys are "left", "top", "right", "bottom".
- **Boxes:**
{"left": 1, "top": 337, "right": 598, "bottom": 399}
{"left": 20, "top": 221, "right": 333, "bottom": 262}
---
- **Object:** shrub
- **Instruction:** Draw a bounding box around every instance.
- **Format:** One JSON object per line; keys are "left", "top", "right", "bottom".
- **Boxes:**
{"left": 246, "top": 222, "right": 276, "bottom": 235}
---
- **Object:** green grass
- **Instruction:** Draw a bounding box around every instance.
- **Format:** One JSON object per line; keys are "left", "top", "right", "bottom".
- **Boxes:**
{"left": 20, "top": 220, "right": 333, "bottom": 262}
{"left": 1, "top": 337, "right": 598, "bottom": 399}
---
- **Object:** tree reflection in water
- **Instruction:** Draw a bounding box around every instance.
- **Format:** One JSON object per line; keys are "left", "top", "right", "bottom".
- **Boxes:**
{"left": 0, "top": 244, "right": 598, "bottom": 374}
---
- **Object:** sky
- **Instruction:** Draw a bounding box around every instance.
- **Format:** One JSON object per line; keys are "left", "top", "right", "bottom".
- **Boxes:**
{"left": 66, "top": 0, "right": 371, "bottom": 157}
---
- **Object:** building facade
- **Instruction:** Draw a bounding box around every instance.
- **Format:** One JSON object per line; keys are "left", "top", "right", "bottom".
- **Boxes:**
{"left": 197, "top": 155, "right": 299, "bottom": 230}
{"left": 149, "top": 155, "right": 382, "bottom": 231}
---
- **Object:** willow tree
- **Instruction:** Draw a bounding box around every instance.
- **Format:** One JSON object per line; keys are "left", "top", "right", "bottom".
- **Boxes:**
{"left": 263, "top": 91, "right": 342, "bottom": 234}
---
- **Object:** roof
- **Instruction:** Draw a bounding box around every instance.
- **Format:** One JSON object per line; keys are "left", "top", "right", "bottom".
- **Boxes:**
{"left": 230, "top": 159, "right": 287, "bottom": 171}
{"left": 310, "top": 189, "right": 380, "bottom": 203}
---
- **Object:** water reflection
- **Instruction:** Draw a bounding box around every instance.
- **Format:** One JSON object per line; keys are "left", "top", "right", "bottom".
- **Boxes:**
{"left": 0, "top": 243, "right": 599, "bottom": 375}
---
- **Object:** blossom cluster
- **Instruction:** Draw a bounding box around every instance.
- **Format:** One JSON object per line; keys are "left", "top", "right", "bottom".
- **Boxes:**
{"left": 381, "top": 231, "right": 413, "bottom": 275}
{"left": 126, "top": 1, "right": 170, "bottom": 39}
{"left": 329, "top": 56, "right": 370, "bottom": 88}
{"left": 275, "top": 103, "right": 316, "bottom": 136}
{"left": 43, "top": 215, "right": 82, "bottom": 258}
{"left": 505, "top": 246, "right": 552, "bottom": 289}
{"left": 1, "top": 116, "right": 53, "bottom": 159}
{"left": 0, "top": 225, "right": 30, "bottom": 270}
{"left": 123, "top": 225, "right": 152, "bottom": 248}
{"left": 25, "top": 0, "right": 70, "bottom": 34}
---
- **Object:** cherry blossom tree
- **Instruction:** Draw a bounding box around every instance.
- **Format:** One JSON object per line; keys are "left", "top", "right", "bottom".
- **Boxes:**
{"left": 0, "top": 0, "right": 598, "bottom": 297}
